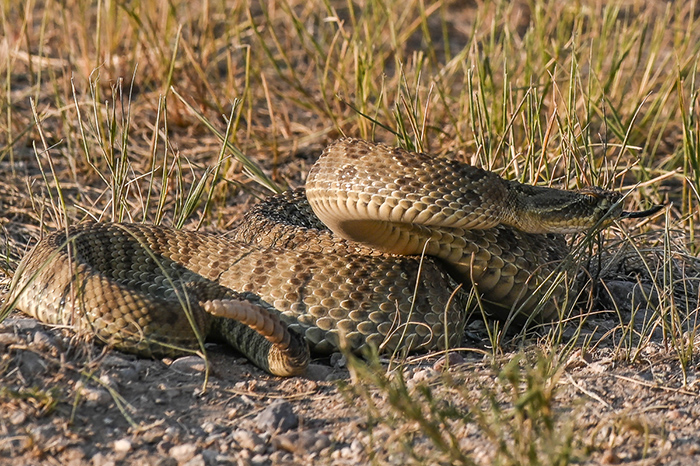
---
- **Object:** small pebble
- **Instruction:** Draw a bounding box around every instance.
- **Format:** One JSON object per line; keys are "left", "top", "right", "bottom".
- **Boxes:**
{"left": 99, "top": 373, "right": 119, "bottom": 390}
{"left": 16, "top": 350, "right": 47, "bottom": 376}
{"left": 201, "top": 421, "right": 216, "bottom": 434}
{"left": 141, "top": 427, "right": 166, "bottom": 444}
{"left": 272, "top": 430, "right": 331, "bottom": 454}
{"left": 12, "top": 318, "right": 40, "bottom": 331}
{"left": 329, "top": 353, "right": 347, "bottom": 368}
{"left": 183, "top": 454, "right": 206, "bottom": 466}
{"left": 433, "top": 352, "right": 465, "bottom": 371}
{"left": 269, "top": 450, "right": 292, "bottom": 462}
{"left": 255, "top": 400, "right": 298, "bottom": 433}
{"left": 9, "top": 410, "right": 27, "bottom": 425}
{"left": 33, "top": 331, "right": 59, "bottom": 353}
{"left": 407, "top": 368, "right": 436, "bottom": 389}
{"left": 91, "top": 453, "right": 113, "bottom": 466}
{"left": 601, "top": 448, "right": 621, "bottom": 464}
{"left": 0, "top": 333, "right": 21, "bottom": 348}
{"left": 113, "top": 438, "right": 132, "bottom": 453}
{"left": 305, "top": 364, "right": 334, "bottom": 381}
{"left": 232, "top": 429, "right": 265, "bottom": 452}
{"left": 155, "top": 458, "right": 178, "bottom": 466}
{"left": 169, "top": 356, "right": 208, "bottom": 375}
{"left": 76, "top": 382, "right": 112, "bottom": 407}
{"left": 169, "top": 443, "right": 198, "bottom": 463}
{"left": 201, "top": 449, "right": 223, "bottom": 464}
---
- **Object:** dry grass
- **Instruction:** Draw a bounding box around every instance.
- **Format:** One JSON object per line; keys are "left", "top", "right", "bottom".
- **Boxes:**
{"left": 1, "top": 0, "right": 699, "bottom": 464}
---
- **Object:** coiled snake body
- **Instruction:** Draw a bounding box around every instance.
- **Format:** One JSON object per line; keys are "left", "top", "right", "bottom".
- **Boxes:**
{"left": 5, "top": 139, "right": 653, "bottom": 375}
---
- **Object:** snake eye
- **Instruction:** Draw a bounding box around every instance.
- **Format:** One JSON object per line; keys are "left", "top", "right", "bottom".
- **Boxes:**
{"left": 583, "top": 193, "right": 599, "bottom": 205}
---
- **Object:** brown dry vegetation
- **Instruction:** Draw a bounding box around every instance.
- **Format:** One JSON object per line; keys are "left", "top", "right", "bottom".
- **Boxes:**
{"left": 1, "top": 0, "right": 699, "bottom": 465}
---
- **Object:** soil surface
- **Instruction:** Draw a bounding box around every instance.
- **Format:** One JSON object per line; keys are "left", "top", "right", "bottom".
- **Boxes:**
{"left": 1, "top": 310, "right": 699, "bottom": 465}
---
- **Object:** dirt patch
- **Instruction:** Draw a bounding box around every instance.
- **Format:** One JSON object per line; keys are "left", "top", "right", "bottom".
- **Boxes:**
{"left": 1, "top": 312, "right": 699, "bottom": 465}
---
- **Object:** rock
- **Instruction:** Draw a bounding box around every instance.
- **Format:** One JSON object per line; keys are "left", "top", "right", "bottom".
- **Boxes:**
{"left": 113, "top": 438, "right": 132, "bottom": 453}
{"left": 433, "top": 352, "right": 465, "bottom": 371}
{"left": 9, "top": 410, "right": 27, "bottom": 425}
{"left": 169, "top": 356, "right": 208, "bottom": 375}
{"left": 33, "top": 330, "right": 60, "bottom": 353}
{"left": 201, "top": 421, "right": 216, "bottom": 434}
{"left": 329, "top": 353, "right": 347, "bottom": 368}
{"left": 183, "top": 454, "right": 206, "bottom": 466}
{"left": 232, "top": 429, "right": 265, "bottom": 452}
{"left": 272, "top": 430, "right": 332, "bottom": 454}
{"left": 200, "top": 449, "right": 224, "bottom": 465}
{"left": 12, "top": 318, "right": 40, "bottom": 331}
{"left": 255, "top": 400, "right": 298, "bottom": 433}
{"left": 31, "top": 424, "right": 58, "bottom": 444}
{"left": 101, "top": 354, "right": 135, "bottom": 368}
{"left": 169, "top": 443, "right": 198, "bottom": 463}
{"left": 91, "top": 453, "right": 114, "bottom": 466}
{"left": 407, "top": 368, "right": 437, "bottom": 389}
{"left": 63, "top": 448, "right": 86, "bottom": 465}
{"left": 155, "top": 458, "right": 178, "bottom": 466}
{"left": 112, "top": 366, "right": 140, "bottom": 385}
{"left": 76, "top": 382, "right": 112, "bottom": 407}
{"left": 16, "top": 350, "right": 48, "bottom": 377}
{"left": 305, "top": 363, "right": 334, "bottom": 381}
{"left": 101, "top": 355, "right": 140, "bottom": 383}
{"left": 0, "top": 332, "right": 21, "bottom": 349}
{"left": 141, "top": 427, "right": 166, "bottom": 444}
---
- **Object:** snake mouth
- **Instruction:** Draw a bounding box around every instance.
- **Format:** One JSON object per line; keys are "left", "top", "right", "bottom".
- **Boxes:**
{"left": 620, "top": 204, "right": 664, "bottom": 219}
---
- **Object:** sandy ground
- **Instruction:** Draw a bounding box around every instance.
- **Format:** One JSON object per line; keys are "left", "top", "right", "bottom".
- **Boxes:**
{"left": 1, "top": 308, "right": 699, "bottom": 465}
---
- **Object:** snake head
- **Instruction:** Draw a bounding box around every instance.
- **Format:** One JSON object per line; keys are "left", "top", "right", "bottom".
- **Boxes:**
{"left": 573, "top": 186, "right": 626, "bottom": 229}
{"left": 508, "top": 185, "right": 625, "bottom": 234}
{"left": 576, "top": 187, "right": 665, "bottom": 225}
{"left": 510, "top": 185, "right": 664, "bottom": 234}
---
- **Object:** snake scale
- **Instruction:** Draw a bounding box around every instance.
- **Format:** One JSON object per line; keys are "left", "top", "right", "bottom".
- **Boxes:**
{"left": 5, "top": 138, "right": 658, "bottom": 376}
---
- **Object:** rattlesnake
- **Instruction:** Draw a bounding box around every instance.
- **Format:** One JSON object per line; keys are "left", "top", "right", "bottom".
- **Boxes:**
{"left": 3, "top": 138, "right": 660, "bottom": 375}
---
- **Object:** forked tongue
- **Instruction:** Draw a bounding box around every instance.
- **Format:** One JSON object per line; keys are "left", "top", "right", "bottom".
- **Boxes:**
{"left": 620, "top": 204, "right": 664, "bottom": 219}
